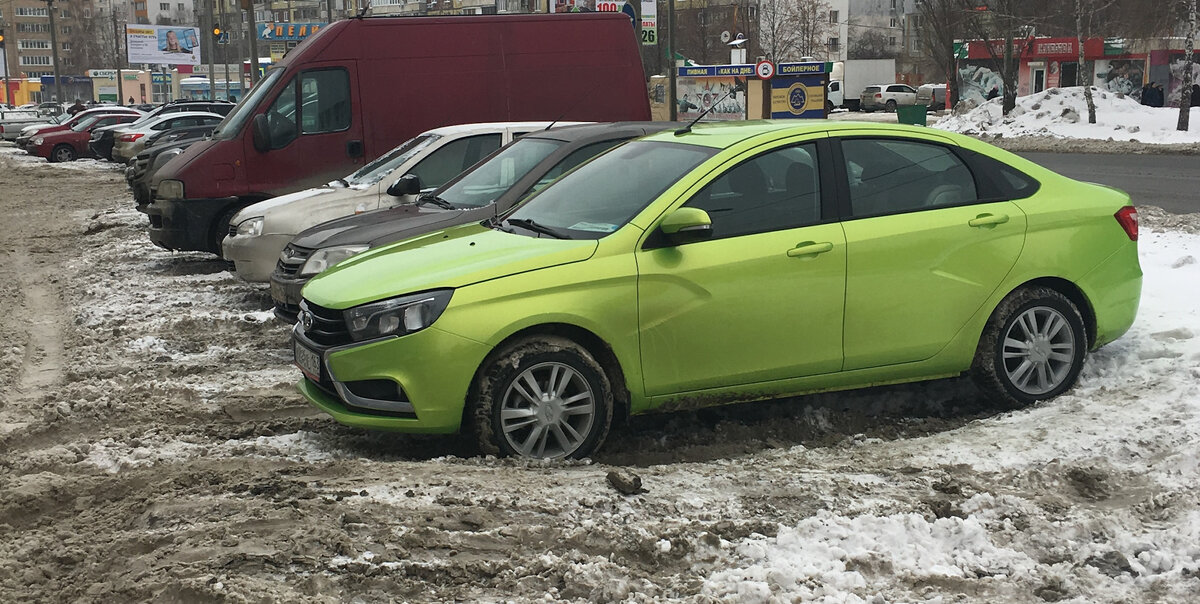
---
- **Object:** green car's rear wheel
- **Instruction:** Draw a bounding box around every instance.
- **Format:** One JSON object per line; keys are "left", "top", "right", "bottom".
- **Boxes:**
{"left": 471, "top": 335, "right": 613, "bottom": 460}
{"left": 973, "top": 287, "right": 1087, "bottom": 408}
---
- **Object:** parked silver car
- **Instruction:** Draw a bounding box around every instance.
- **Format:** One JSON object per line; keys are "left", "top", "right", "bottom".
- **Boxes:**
{"left": 222, "top": 121, "right": 574, "bottom": 281}
{"left": 0, "top": 110, "right": 43, "bottom": 141}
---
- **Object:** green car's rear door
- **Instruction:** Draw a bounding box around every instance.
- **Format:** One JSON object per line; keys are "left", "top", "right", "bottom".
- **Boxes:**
{"left": 836, "top": 136, "right": 1027, "bottom": 371}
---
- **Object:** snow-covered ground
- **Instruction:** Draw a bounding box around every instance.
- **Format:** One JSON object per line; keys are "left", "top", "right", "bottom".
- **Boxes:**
{"left": 2, "top": 134, "right": 1199, "bottom": 602}
{"left": 935, "top": 86, "right": 1200, "bottom": 145}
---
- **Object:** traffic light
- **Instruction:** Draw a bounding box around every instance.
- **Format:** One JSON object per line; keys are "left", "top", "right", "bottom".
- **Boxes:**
{"left": 212, "top": 24, "right": 222, "bottom": 39}
{"left": 0, "top": 29, "right": 6, "bottom": 50}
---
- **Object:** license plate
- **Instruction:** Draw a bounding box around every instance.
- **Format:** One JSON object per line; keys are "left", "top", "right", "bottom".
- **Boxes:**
{"left": 270, "top": 280, "right": 290, "bottom": 308}
{"left": 294, "top": 340, "right": 322, "bottom": 380}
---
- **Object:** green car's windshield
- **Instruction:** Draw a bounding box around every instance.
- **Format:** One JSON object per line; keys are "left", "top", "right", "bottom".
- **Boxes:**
{"left": 504, "top": 140, "right": 717, "bottom": 240}
{"left": 211, "top": 68, "right": 283, "bottom": 140}
{"left": 344, "top": 134, "right": 441, "bottom": 187}
{"left": 438, "top": 138, "right": 563, "bottom": 208}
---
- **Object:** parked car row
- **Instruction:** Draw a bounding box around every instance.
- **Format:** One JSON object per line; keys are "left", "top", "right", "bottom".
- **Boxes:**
{"left": 4, "top": 99, "right": 234, "bottom": 165}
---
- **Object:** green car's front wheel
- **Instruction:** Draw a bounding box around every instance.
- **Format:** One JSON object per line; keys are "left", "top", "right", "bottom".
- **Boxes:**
{"left": 973, "top": 286, "right": 1087, "bottom": 408}
{"left": 471, "top": 335, "right": 613, "bottom": 460}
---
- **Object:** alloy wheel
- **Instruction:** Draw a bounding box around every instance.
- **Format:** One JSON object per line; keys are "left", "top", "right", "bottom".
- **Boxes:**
{"left": 1002, "top": 306, "right": 1077, "bottom": 395}
{"left": 500, "top": 361, "right": 596, "bottom": 459}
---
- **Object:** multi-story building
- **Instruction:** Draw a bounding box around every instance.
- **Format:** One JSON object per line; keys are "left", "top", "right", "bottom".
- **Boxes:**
{"left": 1, "top": 0, "right": 84, "bottom": 83}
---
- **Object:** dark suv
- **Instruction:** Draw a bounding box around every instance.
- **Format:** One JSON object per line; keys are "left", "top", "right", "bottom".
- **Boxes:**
{"left": 90, "top": 100, "right": 234, "bottom": 161}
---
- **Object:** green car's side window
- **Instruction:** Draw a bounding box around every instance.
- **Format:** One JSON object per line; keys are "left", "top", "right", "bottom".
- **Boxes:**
{"left": 683, "top": 143, "right": 821, "bottom": 240}
{"left": 842, "top": 138, "right": 978, "bottom": 217}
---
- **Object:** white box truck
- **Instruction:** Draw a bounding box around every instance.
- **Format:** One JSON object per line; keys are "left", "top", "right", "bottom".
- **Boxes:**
{"left": 826, "top": 59, "right": 897, "bottom": 111}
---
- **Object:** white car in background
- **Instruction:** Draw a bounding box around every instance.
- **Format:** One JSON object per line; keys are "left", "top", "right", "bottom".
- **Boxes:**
{"left": 110, "top": 111, "right": 226, "bottom": 163}
{"left": 860, "top": 83, "right": 918, "bottom": 112}
{"left": 222, "top": 121, "right": 579, "bottom": 282}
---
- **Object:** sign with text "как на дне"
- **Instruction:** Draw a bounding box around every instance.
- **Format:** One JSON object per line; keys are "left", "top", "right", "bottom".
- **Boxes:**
{"left": 257, "top": 22, "right": 326, "bottom": 41}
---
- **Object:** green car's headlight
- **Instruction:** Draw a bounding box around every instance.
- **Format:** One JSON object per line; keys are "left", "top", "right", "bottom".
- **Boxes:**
{"left": 300, "top": 244, "right": 368, "bottom": 277}
{"left": 343, "top": 289, "right": 453, "bottom": 342}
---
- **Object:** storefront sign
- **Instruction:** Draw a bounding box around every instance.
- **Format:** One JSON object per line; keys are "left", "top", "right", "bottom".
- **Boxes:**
{"left": 640, "top": 0, "right": 656, "bottom": 46}
{"left": 257, "top": 22, "right": 325, "bottom": 41}
{"left": 678, "top": 64, "right": 756, "bottom": 78}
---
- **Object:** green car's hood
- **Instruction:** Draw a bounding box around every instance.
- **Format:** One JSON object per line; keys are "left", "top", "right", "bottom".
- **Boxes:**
{"left": 302, "top": 223, "right": 598, "bottom": 310}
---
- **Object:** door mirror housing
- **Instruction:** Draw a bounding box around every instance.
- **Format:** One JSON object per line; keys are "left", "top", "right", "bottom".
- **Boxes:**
{"left": 251, "top": 114, "right": 271, "bottom": 152}
{"left": 659, "top": 207, "right": 713, "bottom": 244}
{"left": 387, "top": 173, "right": 423, "bottom": 198}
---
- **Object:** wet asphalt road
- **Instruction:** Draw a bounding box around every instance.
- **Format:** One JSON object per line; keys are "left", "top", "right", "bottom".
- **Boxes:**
{"left": 1017, "top": 152, "right": 1200, "bottom": 214}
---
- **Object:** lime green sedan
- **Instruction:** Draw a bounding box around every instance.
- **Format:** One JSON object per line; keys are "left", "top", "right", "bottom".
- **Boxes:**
{"left": 292, "top": 122, "right": 1141, "bottom": 460}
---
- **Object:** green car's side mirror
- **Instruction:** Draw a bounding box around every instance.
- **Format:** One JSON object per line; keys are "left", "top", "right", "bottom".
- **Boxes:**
{"left": 659, "top": 207, "right": 713, "bottom": 244}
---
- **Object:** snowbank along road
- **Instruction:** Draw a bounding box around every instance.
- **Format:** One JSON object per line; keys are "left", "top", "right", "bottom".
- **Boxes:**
{"left": 1, "top": 143, "right": 1199, "bottom": 603}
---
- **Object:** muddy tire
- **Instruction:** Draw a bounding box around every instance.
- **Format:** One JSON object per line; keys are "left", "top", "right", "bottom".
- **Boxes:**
{"left": 211, "top": 207, "right": 240, "bottom": 257}
{"left": 825, "top": 100, "right": 834, "bottom": 113}
{"left": 51, "top": 144, "right": 77, "bottom": 163}
{"left": 885, "top": 99, "right": 898, "bottom": 112}
{"left": 470, "top": 335, "right": 613, "bottom": 460}
{"left": 971, "top": 286, "right": 1087, "bottom": 409}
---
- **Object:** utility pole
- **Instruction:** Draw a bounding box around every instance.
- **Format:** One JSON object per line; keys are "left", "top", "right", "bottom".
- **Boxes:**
{"left": 3, "top": 30, "right": 11, "bottom": 108}
{"left": 112, "top": 7, "right": 124, "bottom": 104}
{"left": 206, "top": 0, "right": 217, "bottom": 99}
{"left": 326, "top": 0, "right": 333, "bottom": 25}
{"left": 247, "top": 0, "right": 260, "bottom": 85}
{"left": 46, "top": 0, "right": 63, "bottom": 104}
{"left": 219, "top": 0, "right": 230, "bottom": 99}
{"left": 667, "top": 0, "right": 676, "bottom": 120}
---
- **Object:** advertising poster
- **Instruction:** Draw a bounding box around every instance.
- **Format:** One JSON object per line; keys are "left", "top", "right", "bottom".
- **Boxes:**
{"left": 126, "top": 25, "right": 202, "bottom": 66}
{"left": 675, "top": 65, "right": 753, "bottom": 121}
{"left": 769, "top": 62, "right": 827, "bottom": 119}
{"left": 640, "top": 0, "right": 657, "bottom": 46}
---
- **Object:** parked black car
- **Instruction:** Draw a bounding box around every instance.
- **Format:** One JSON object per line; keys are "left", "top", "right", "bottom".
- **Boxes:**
{"left": 268, "top": 122, "right": 672, "bottom": 319}
{"left": 90, "top": 100, "right": 233, "bottom": 161}
{"left": 127, "top": 126, "right": 216, "bottom": 206}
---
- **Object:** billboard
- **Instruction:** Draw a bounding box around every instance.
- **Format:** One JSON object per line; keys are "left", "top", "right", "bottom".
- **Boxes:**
{"left": 126, "top": 25, "right": 202, "bottom": 66}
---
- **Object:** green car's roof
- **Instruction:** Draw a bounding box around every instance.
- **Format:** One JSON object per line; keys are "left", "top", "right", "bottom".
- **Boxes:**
{"left": 642, "top": 120, "right": 962, "bottom": 148}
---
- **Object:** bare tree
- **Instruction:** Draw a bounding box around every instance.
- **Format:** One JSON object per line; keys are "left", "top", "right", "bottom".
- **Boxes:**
{"left": 1075, "top": 0, "right": 1114, "bottom": 124}
{"left": 961, "top": 0, "right": 1045, "bottom": 114}
{"left": 1180, "top": 0, "right": 1196, "bottom": 131}
{"left": 759, "top": 0, "right": 800, "bottom": 61}
{"left": 918, "top": 0, "right": 966, "bottom": 106}
{"left": 848, "top": 29, "right": 897, "bottom": 60}
{"left": 756, "top": 0, "right": 833, "bottom": 62}
{"left": 792, "top": 0, "right": 834, "bottom": 59}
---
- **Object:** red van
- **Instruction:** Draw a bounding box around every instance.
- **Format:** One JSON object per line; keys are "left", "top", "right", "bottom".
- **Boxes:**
{"left": 148, "top": 13, "right": 651, "bottom": 255}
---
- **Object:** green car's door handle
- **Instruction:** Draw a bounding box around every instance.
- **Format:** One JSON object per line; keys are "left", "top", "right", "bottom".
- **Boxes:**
{"left": 786, "top": 241, "right": 835, "bottom": 257}
{"left": 968, "top": 213, "right": 1010, "bottom": 228}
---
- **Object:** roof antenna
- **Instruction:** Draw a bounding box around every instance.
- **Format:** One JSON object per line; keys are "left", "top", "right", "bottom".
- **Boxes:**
{"left": 675, "top": 78, "right": 745, "bottom": 136}
{"left": 544, "top": 79, "right": 605, "bottom": 131}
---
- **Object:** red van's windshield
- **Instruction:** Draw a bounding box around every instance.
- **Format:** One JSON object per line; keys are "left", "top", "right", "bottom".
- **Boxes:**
{"left": 211, "top": 68, "right": 284, "bottom": 141}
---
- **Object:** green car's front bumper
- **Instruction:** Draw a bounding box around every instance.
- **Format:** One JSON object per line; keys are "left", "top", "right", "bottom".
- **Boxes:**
{"left": 293, "top": 323, "right": 491, "bottom": 434}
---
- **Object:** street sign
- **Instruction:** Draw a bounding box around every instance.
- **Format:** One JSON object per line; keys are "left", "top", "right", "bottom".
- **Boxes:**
{"left": 217, "top": 32, "right": 230, "bottom": 45}
{"left": 755, "top": 60, "right": 775, "bottom": 80}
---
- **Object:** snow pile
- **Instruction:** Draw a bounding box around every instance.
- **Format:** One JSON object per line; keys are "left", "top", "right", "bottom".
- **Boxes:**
{"left": 935, "top": 86, "right": 1200, "bottom": 144}
{"left": 701, "top": 224, "right": 1200, "bottom": 602}
{"left": 704, "top": 507, "right": 1036, "bottom": 603}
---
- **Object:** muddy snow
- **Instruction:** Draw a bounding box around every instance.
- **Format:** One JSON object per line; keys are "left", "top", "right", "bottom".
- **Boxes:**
{"left": 1, "top": 143, "right": 1199, "bottom": 603}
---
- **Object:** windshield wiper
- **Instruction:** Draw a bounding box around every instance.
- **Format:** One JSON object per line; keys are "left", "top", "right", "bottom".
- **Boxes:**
{"left": 505, "top": 218, "right": 569, "bottom": 239}
{"left": 332, "top": 177, "right": 349, "bottom": 188}
{"left": 417, "top": 194, "right": 456, "bottom": 210}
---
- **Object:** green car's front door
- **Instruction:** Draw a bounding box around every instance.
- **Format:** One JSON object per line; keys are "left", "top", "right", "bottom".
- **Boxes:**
{"left": 636, "top": 142, "right": 847, "bottom": 397}
{"left": 836, "top": 136, "right": 1027, "bottom": 370}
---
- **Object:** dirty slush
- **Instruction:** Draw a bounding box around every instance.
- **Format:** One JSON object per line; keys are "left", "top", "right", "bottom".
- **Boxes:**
{"left": 2, "top": 152, "right": 1199, "bottom": 603}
